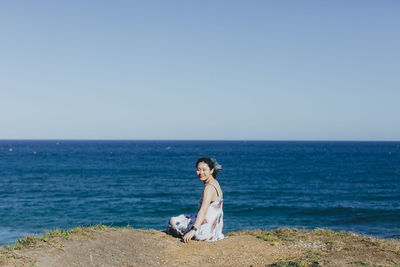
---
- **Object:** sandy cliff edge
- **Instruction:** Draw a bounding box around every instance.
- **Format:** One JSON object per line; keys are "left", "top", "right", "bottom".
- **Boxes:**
{"left": 1, "top": 225, "right": 399, "bottom": 267}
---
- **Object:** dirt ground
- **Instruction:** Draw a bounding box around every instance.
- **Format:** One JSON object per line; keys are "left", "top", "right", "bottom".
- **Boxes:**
{"left": 1, "top": 227, "right": 400, "bottom": 266}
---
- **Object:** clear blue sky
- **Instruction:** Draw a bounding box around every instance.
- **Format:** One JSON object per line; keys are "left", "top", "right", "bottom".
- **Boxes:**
{"left": 1, "top": 1, "right": 399, "bottom": 140}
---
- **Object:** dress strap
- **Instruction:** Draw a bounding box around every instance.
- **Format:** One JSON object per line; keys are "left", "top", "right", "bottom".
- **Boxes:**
{"left": 206, "top": 183, "right": 220, "bottom": 197}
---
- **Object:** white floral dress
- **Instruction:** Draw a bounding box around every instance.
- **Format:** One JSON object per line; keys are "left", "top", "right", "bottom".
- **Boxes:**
{"left": 167, "top": 183, "right": 224, "bottom": 241}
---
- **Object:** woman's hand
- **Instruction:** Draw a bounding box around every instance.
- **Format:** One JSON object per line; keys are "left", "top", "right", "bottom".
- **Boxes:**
{"left": 183, "top": 230, "right": 195, "bottom": 243}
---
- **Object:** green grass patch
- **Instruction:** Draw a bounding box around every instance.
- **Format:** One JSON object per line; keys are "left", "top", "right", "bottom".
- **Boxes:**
{"left": 0, "top": 225, "right": 111, "bottom": 266}
{"left": 258, "top": 231, "right": 288, "bottom": 242}
{"left": 263, "top": 228, "right": 297, "bottom": 242}
{"left": 2, "top": 224, "right": 109, "bottom": 251}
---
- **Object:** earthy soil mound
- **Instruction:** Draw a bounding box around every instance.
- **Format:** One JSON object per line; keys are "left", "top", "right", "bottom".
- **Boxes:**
{"left": 1, "top": 226, "right": 399, "bottom": 266}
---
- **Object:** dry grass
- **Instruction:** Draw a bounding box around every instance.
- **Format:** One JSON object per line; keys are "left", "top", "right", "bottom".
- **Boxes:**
{"left": 134, "top": 229, "right": 160, "bottom": 235}
{"left": 0, "top": 224, "right": 110, "bottom": 266}
{"left": 5, "top": 224, "right": 109, "bottom": 249}
{"left": 228, "top": 228, "right": 400, "bottom": 266}
{"left": 1, "top": 227, "right": 399, "bottom": 266}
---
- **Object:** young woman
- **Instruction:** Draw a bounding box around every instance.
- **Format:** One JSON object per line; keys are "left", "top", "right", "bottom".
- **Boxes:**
{"left": 167, "top": 157, "right": 224, "bottom": 242}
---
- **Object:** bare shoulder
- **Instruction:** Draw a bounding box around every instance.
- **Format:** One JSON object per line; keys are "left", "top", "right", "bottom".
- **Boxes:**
{"left": 205, "top": 181, "right": 223, "bottom": 199}
{"left": 203, "top": 184, "right": 216, "bottom": 195}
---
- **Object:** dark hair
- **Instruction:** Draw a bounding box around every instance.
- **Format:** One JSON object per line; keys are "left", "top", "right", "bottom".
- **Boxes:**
{"left": 196, "top": 157, "right": 220, "bottom": 179}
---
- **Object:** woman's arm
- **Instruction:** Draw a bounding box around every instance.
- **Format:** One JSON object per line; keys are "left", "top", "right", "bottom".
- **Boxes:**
{"left": 183, "top": 185, "right": 215, "bottom": 243}
{"left": 193, "top": 185, "right": 214, "bottom": 228}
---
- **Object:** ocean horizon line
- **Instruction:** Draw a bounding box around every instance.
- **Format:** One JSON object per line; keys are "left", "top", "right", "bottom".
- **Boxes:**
{"left": 0, "top": 139, "right": 399, "bottom": 142}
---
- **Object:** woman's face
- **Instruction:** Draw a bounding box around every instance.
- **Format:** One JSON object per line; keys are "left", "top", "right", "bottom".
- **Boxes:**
{"left": 196, "top": 162, "right": 214, "bottom": 181}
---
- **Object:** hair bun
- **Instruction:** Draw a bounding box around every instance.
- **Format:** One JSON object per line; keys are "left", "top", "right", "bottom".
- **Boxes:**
{"left": 211, "top": 158, "right": 222, "bottom": 171}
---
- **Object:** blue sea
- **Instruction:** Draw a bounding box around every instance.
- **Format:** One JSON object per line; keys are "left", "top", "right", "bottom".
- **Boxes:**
{"left": 1, "top": 140, "right": 399, "bottom": 245}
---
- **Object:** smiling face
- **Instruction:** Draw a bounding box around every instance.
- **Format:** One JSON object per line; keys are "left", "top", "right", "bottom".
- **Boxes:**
{"left": 196, "top": 161, "right": 214, "bottom": 182}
